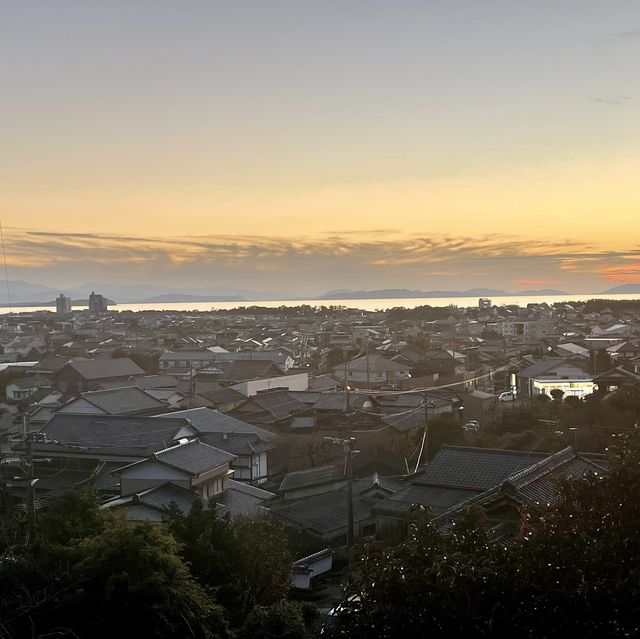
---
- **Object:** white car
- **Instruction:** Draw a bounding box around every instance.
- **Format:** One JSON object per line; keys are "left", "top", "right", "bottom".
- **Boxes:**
{"left": 464, "top": 420, "right": 480, "bottom": 431}
{"left": 498, "top": 391, "right": 516, "bottom": 402}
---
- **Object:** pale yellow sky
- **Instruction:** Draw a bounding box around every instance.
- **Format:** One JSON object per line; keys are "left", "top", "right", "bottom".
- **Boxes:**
{"left": 1, "top": 2, "right": 639, "bottom": 294}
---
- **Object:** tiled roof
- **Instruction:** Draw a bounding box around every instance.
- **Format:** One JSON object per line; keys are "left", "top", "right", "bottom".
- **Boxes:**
{"left": 102, "top": 482, "right": 198, "bottom": 515}
{"left": 270, "top": 489, "right": 374, "bottom": 535}
{"left": 412, "top": 445, "right": 547, "bottom": 491}
{"left": 374, "top": 484, "right": 480, "bottom": 518}
{"left": 40, "top": 414, "right": 194, "bottom": 456}
{"left": 199, "top": 432, "right": 273, "bottom": 456}
{"left": 153, "top": 439, "right": 235, "bottom": 475}
{"left": 62, "top": 358, "right": 144, "bottom": 380}
{"left": 215, "top": 479, "right": 275, "bottom": 517}
{"left": 158, "top": 408, "right": 277, "bottom": 441}
{"left": 279, "top": 464, "right": 345, "bottom": 492}
{"left": 79, "top": 386, "right": 167, "bottom": 414}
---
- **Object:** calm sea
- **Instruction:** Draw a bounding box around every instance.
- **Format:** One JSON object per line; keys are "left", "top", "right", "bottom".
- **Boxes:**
{"left": 3, "top": 293, "right": 640, "bottom": 315}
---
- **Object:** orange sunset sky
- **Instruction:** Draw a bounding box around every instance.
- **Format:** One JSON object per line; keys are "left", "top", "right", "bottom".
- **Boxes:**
{"left": 1, "top": 2, "right": 639, "bottom": 295}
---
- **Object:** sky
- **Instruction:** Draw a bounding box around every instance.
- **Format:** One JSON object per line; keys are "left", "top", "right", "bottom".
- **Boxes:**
{"left": 1, "top": 1, "right": 639, "bottom": 296}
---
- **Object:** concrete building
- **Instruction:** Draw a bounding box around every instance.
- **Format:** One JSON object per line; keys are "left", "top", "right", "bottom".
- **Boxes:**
{"left": 56, "top": 294, "right": 72, "bottom": 315}
{"left": 88, "top": 291, "right": 108, "bottom": 313}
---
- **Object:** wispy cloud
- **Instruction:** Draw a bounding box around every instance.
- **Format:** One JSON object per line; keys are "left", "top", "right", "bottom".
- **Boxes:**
{"left": 588, "top": 95, "right": 632, "bottom": 105}
{"left": 3, "top": 228, "right": 639, "bottom": 293}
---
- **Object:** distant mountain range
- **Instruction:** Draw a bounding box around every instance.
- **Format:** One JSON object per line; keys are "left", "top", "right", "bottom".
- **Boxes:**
{"left": 319, "top": 288, "right": 569, "bottom": 300}
{"left": 0, "top": 281, "right": 289, "bottom": 306}
{"left": 2, "top": 279, "right": 639, "bottom": 307}
{"left": 602, "top": 283, "right": 640, "bottom": 294}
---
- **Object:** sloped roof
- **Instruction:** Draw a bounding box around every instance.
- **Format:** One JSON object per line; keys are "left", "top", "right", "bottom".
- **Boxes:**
{"left": 77, "top": 386, "right": 167, "bottom": 414}
{"left": 279, "top": 464, "right": 345, "bottom": 493}
{"left": 412, "top": 445, "right": 547, "bottom": 491}
{"left": 221, "top": 359, "right": 284, "bottom": 381}
{"left": 158, "top": 407, "right": 277, "bottom": 441}
{"left": 40, "top": 414, "right": 194, "bottom": 456}
{"left": 153, "top": 439, "right": 236, "bottom": 475}
{"left": 215, "top": 479, "right": 275, "bottom": 517}
{"left": 337, "top": 354, "right": 409, "bottom": 373}
{"left": 270, "top": 489, "right": 374, "bottom": 535}
{"left": 59, "top": 358, "right": 144, "bottom": 380}
{"left": 199, "top": 432, "right": 273, "bottom": 456}
{"left": 436, "top": 447, "right": 606, "bottom": 523}
{"left": 102, "top": 482, "right": 198, "bottom": 514}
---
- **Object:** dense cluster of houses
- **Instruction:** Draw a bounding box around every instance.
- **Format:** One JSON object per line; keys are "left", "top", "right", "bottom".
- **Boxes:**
{"left": 0, "top": 299, "right": 638, "bottom": 560}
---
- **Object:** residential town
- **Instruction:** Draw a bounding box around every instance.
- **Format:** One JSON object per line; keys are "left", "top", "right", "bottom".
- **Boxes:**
{"left": 1, "top": 297, "right": 639, "bottom": 584}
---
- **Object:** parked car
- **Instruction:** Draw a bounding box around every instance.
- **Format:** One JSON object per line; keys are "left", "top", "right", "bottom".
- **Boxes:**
{"left": 464, "top": 420, "right": 480, "bottom": 431}
{"left": 498, "top": 391, "right": 516, "bottom": 402}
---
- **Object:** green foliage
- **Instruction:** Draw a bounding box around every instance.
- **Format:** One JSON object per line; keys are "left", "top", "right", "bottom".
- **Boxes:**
{"left": 237, "top": 601, "right": 309, "bottom": 639}
{"left": 165, "top": 500, "right": 292, "bottom": 623}
{"left": 0, "top": 494, "right": 230, "bottom": 639}
{"left": 332, "top": 430, "right": 640, "bottom": 638}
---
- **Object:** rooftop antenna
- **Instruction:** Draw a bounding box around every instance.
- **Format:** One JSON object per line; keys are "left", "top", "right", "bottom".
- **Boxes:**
{"left": 0, "top": 218, "right": 12, "bottom": 315}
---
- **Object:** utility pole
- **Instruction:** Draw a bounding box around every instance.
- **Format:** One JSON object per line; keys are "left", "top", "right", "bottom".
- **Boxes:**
{"left": 415, "top": 394, "right": 435, "bottom": 472}
{"left": 22, "top": 409, "right": 37, "bottom": 539}
{"left": 345, "top": 384, "right": 354, "bottom": 566}
{"left": 365, "top": 338, "right": 370, "bottom": 391}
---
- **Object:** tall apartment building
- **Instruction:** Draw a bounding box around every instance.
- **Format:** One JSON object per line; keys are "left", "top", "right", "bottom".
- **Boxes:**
{"left": 88, "top": 291, "right": 108, "bottom": 313}
{"left": 56, "top": 293, "right": 72, "bottom": 315}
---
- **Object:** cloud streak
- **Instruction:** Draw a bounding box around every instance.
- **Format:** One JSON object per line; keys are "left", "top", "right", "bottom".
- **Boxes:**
{"left": 3, "top": 228, "right": 639, "bottom": 293}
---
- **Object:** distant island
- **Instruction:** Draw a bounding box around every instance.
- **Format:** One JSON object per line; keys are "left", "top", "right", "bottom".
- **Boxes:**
{"left": 602, "top": 283, "right": 640, "bottom": 294}
{"left": 319, "top": 288, "right": 568, "bottom": 300}
{"left": 0, "top": 298, "right": 117, "bottom": 308}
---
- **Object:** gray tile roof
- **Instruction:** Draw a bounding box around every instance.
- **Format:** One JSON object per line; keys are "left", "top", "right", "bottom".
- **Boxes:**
{"left": 199, "top": 432, "right": 273, "bottom": 456}
{"left": 279, "top": 464, "right": 345, "bottom": 493}
{"left": 215, "top": 479, "right": 275, "bottom": 517}
{"left": 374, "top": 484, "right": 480, "bottom": 518}
{"left": 78, "top": 386, "right": 168, "bottom": 414}
{"left": 153, "top": 439, "right": 236, "bottom": 475}
{"left": 102, "top": 482, "right": 198, "bottom": 515}
{"left": 39, "top": 414, "right": 195, "bottom": 456}
{"left": 158, "top": 408, "right": 277, "bottom": 441}
{"left": 61, "top": 358, "right": 144, "bottom": 380}
{"left": 270, "top": 489, "right": 374, "bottom": 535}
{"left": 413, "top": 445, "right": 547, "bottom": 491}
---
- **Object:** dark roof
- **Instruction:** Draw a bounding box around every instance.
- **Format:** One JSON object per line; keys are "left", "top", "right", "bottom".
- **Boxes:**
{"left": 337, "top": 354, "right": 409, "bottom": 373}
{"left": 215, "top": 479, "right": 275, "bottom": 517}
{"left": 58, "top": 358, "right": 144, "bottom": 381}
{"left": 436, "top": 447, "right": 607, "bottom": 523}
{"left": 39, "top": 414, "right": 195, "bottom": 457}
{"left": 74, "top": 386, "right": 168, "bottom": 414}
{"left": 102, "top": 482, "right": 198, "bottom": 515}
{"left": 412, "top": 445, "right": 547, "bottom": 491}
{"left": 221, "top": 359, "right": 284, "bottom": 381}
{"left": 198, "top": 387, "right": 246, "bottom": 406}
{"left": 152, "top": 439, "right": 236, "bottom": 475}
{"left": 374, "top": 484, "right": 479, "bottom": 518}
{"left": 158, "top": 408, "right": 278, "bottom": 442}
{"left": 234, "top": 391, "right": 307, "bottom": 423}
{"left": 279, "top": 464, "right": 345, "bottom": 493}
{"left": 270, "top": 489, "right": 375, "bottom": 535}
{"left": 199, "top": 432, "right": 273, "bottom": 456}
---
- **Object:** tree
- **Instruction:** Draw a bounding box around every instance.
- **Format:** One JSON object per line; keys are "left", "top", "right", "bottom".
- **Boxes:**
{"left": 331, "top": 430, "right": 640, "bottom": 638}
{"left": 166, "top": 501, "right": 293, "bottom": 623}
{"left": 237, "top": 601, "right": 308, "bottom": 639}
{"left": 0, "top": 495, "right": 230, "bottom": 639}
{"left": 550, "top": 388, "right": 564, "bottom": 402}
